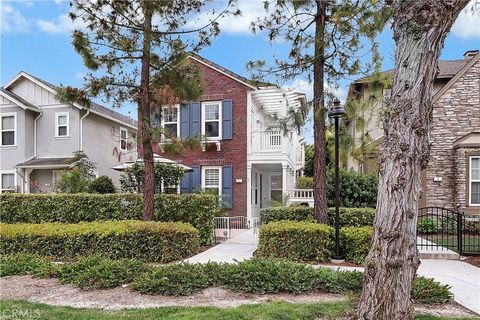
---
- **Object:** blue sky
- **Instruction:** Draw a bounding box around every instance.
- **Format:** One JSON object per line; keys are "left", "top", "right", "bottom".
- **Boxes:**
{"left": 1, "top": 0, "right": 479, "bottom": 142}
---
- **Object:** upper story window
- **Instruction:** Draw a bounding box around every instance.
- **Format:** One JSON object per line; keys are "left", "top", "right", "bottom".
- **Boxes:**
{"left": 470, "top": 156, "right": 480, "bottom": 206}
{"left": 202, "top": 166, "right": 222, "bottom": 195}
{"left": 55, "top": 112, "right": 69, "bottom": 137}
{"left": 1, "top": 172, "right": 15, "bottom": 193}
{"left": 162, "top": 106, "right": 179, "bottom": 139}
{"left": 202, "top": 101, "right": 222, "bottom": 140}
{"left": 1, "top": 113, "right": 16, "bottom": 147}
{"left": 120, "top": 127, "right": 128, "bottom": 151}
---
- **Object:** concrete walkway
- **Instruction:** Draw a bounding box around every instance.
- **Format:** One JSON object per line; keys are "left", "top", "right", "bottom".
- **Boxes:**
{"left": 185, "top": 230, "right": 479, "bottom": 314}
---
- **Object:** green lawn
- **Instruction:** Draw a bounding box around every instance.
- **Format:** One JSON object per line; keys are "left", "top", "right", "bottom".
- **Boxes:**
{"left": 423, "top": 235, "right": 480, "bottom": 253}
{"left": 0, "top": 300, "right": 477, "bottom": 320}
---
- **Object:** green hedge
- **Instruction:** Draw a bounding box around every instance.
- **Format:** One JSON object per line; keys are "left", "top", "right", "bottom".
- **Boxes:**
{"left": 0, "top": 220, "right": 199, "bottom": 262}
{"left": 260, "top": 206, "right": 375, "bottom": 227}
{"left": 0, "top": 193, "right": 217, "bottom": 245}
{"left": 326, "top": 169, "right": 378, "bottom": 208}
{"left": 256, "top": 221, "right": 334, "bottom": 262}
{"left": 0, "top": 255, "right": 452, "bottom": 304}
{"left": 340, "top": 227, "right": 372, "bottom": 265}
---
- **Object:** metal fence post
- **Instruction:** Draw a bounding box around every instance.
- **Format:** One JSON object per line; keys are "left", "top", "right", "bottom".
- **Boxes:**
{"left": 457, "top": 211, "right": 463, "bottom": 256}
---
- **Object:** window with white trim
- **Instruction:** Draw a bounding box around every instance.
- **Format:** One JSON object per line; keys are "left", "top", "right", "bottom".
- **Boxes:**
{"left": 55, "top": 112, "right": 69, "bottom": 137}
{"left": 202, "top": 166, "right": 222, "bottom": 195}
{"left": 470, "top": 156, "right": 480, "bottom": 206}
{"left": 120, "top": 128, "right": 128, "bottom": 151}
{"left": 161, "top": 106, "right": 179, "bottom": 139}
{"left": 1, "top": 113, "right": 16, "bottom": 146}
{"left": 1, "top": 172, "right": 15, "bottom": 193}
{"left": 202, "top": 102, "right": 222, "bottom": 140}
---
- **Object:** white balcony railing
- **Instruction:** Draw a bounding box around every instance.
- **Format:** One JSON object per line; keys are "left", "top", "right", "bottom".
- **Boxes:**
{"left": 251, "top": 130, "right": 284, "bottom": 152}
{"left": 287, "top": 189, "right": 314, "bottom": 199}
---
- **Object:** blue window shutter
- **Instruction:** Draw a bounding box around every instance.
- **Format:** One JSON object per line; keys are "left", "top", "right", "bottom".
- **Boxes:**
{"left": 222, "top": 99, "right": 233, "bottom": 140}
{"left": 180, "top": 172, "right": 191, "bottom": 193}
{"left": 191, "top": 165, "right": 201, "bottom": 192}
{"left": 222, "top": 165, "right": 233, "bottom": 208}
{"left": 190, "top": 102, "right": 201, "bottom": 137}
{"left": 180, "top": 103, "right": 190, "bottom": 138}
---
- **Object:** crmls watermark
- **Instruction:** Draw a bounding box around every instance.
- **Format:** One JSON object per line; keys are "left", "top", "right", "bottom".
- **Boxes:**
{"left": 0, "top": 308, "right": 41, "bottom": 319}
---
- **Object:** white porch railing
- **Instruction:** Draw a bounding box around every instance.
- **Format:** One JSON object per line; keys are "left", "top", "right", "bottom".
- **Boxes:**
{"left": 287, "top": 189, "right": 314, "bottom": 199}
{"left": 251, "top": 130, "right": 284, "bottom": 152}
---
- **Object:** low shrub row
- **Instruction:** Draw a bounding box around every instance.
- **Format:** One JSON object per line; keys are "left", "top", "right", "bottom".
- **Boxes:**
{"left": 256, "top": 221, "right": 372, "bottom": 264}
{"left": 260, "top": 206, "right": 375, "bottom": 227}
{"left": 0, "top": 193, "right": 218, "bottom": 245}
{"left": 0, "top": 220, "right": 199, "bottom": 262}
{"left": 0, "top": 254, "right": 452, "bottom": 304}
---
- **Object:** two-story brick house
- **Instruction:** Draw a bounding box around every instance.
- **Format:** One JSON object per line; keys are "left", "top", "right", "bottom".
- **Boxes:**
{"left": 346, "top": 50, "right": 480, "bottom": 214}
{"left": 0, "top": 72, "right": 137, "bottom": 193}
{"left": 153, "top": 54, "right": 306, "bottom": 218}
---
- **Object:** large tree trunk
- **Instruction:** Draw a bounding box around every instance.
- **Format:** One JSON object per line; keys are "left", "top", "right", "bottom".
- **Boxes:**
{"left": 140, "top": 2, "right": 155, "bottom": 221}
{"left": 351, "top": 1, "right": 468, "bottom": 319}
{"left": 313, "top": 0, "right": 329, "bottom": 224}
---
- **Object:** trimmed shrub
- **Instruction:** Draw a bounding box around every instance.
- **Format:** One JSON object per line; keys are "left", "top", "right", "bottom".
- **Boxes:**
{"left": 256, "top": 221, "right": 334, "bottom": 263}
{"left": 59, "top": 255, "right": 146, "bottom": 289}
{"left": 340, "top": 227, "right": 372, "bottom": 265}
{"left": 0, "top": 254, "right": 58, "bottom": 278}
{"left": 88, "top": 176, "right": 116, "bottom": 194}
{"left": 132, "top": 263, "right": 210, "bottom": 296}
{"left": 418, "top": 218, "right": 438, "bottom": 234}
{"left": 0, "top": 220, "right": 199, "bottom": 262}
{"left": 260, "top": 206, "right": 375, "bottom": 227}
{"left": 412, "top": 276, "right": 453, "bottom": 304}
{"left": 0, "top": 193, "right": 217, "bottom": 245}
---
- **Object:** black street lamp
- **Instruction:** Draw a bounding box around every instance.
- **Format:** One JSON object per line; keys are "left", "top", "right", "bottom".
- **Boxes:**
{"left": 328, "top": 98, "right": 347, "bottom": 262}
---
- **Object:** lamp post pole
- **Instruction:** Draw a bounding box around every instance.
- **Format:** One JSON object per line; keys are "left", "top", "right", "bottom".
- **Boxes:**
{"left": 328, "top": 98, "right": 346, "bottom": 262}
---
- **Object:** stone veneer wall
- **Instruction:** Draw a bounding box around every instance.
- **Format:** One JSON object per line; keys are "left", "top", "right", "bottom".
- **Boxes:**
{"left": 425, "top": 58, "right": 480, "bottom": 212}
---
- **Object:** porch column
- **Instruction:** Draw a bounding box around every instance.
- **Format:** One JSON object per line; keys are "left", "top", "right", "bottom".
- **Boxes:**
{"left": 247, "top": 164, "right": 252, "bottom": 220}
{"left": 24, "top": 168, "right": 33, "bottom": 194}
{"left": 282, "top": 164, "right": 288, "bottom": 203}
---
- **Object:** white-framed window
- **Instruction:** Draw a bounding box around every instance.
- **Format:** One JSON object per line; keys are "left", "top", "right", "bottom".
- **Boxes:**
{"left": 120, "top": 127, "right": 128, "bottom": 151}
{"left": 161, "top": 106, "right": 180, "bottom": 139}
{"left": 202, "top": 166, "right": 222, "bottom": 195}
{"left": 470, "top": 156, "right": 480, "bottom": 206}
{"left": 1, "top": 112, "right": 16, "bottom": 147}
{"left": 0, "top": 171, "right": 16, "bottom": 193}
{"left": 270, "top": 174, "right": 283, "bottom": 204}
{"left": 55, "top": 112, "right": 69, "bottom": 137}
{"left": 201, "top": 101, "right": 222, "bottom": 140}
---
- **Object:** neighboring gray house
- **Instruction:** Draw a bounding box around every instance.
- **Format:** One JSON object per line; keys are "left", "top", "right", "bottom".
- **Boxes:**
{"left": 0, "top": 71, "right": 137, "bottom": 193}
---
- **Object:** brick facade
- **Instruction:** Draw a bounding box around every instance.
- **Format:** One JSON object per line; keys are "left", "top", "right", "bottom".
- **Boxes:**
{"left": 153, "top": 59, "right": 253, "bottom": 216}
{"left": 424, "top": 57, "right": 480, "bottom": 213}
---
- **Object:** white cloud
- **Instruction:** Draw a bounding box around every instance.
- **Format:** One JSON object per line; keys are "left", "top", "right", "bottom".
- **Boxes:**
{"left": 1, "top": 4, "right": 29, "bottom": 34}
{"left": 36, "top": 13, "right": 86, "bottom": 34}
{"left": 54, "top": 0, "right": 66, "bottom": 5}
{"left": 451, "top": 1, "right": 480, "bottom": 39}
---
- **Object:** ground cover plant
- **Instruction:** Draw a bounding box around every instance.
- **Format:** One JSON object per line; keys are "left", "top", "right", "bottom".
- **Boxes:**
{"left": 0, "top": 255, "right": 452, "bottom": 305}
{"left": 0, "top": 220, "right": 199, "bottom": 262}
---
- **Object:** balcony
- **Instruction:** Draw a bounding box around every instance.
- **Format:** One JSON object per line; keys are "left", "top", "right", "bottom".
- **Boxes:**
{"left": 251, "top": 130, "right": 286, "bottom": 153}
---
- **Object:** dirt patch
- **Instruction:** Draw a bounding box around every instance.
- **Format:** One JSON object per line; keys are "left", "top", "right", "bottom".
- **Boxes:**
{"left": 463, "top": 256, "right": 480, "bottom": 268}
{"left": 0, "top": 276, "right": 476, "bottom": 318}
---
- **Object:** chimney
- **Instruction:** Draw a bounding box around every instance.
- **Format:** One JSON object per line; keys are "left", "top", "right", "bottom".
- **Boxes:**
{"left": 463, "top": 50, "right": 479, "bottom": 59}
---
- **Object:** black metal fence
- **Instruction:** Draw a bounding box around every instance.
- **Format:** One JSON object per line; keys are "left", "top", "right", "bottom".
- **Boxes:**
{"left": 417, "top": 207, "right": 480, "bottom": 255}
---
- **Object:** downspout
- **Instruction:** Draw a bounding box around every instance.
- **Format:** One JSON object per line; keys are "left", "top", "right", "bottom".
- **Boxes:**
{"left": 33, "top": 112, "right": 43, "bottom": 157}
{"left": 80, "top": 110, "right": 90, "bottom": 150}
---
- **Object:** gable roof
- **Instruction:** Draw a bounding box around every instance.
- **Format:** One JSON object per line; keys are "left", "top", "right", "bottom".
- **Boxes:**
{"left": 187, "top": 53, "right": 273, "bottom": 90}
{"left": 3, "top": 72, "right": 136, "bottom": 129}
{"left": 0, "top": 88, "right": 41, "bottom": 112}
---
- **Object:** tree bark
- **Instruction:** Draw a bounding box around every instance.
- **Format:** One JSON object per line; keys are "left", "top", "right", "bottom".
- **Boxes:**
{"left": 140, "top": 2, "right": 155, "bottom": 221}
{"left": 313, "top": 0, "right": 329, "bottom": 224}
{"left": 351, "top": 1, "right": 468, "bottom": 319}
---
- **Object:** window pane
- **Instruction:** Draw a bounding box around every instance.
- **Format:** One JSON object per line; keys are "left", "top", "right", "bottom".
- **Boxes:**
{"left": 1, "top": 174, "right": 14, "bottom": 189}
{"left": 1, "top": 116, "right": 14, "bottom": 130}
{"left": 205, "top": 122, "right": 219, "bottom": 137}
{"left": 471, "top": 182, "right": 480, "bottom": 204}
{"left": 165, "top": 124, "right": 177, "bottom": 138}
{"left": 121, "top": 140, "right": 127, "bottom": 150}
{"left": 205, "top": 168, "right": 220, "bottom": 187}
{"left": 121, "top": 130, "right": 127, "bottom": 139}
{"left": 205, "top": 104, "right": 219, "bottom": 120}
{"left": 472, "top": 158, "right": 480, "bottom": 180}
{"left": 58, "top": 126, "right": 67, "bottom": 136}
{"left": 164, "top": 107, "right": 178, "bottom": 122}
{"left": 271, "top": 190, "right": 283, "bottom": 203}
{"left": 1, "top": 131, "right": 14, "bottom": 145}
{"left": 271, "top": 175, "right": 282, "bottom": 189}
{"left": 58, "top": 115, "right": 67, "bottom": 125}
